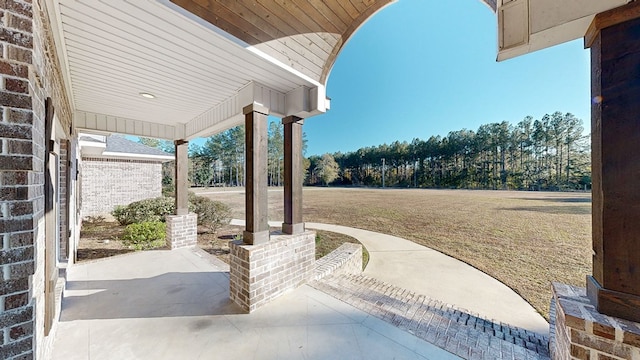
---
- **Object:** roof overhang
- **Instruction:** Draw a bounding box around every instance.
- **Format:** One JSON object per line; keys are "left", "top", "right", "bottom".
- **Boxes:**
{"left": 51, "top": 0, "right": 619, "bottom": 139}
{"left": 79, "top": 133, "right": 174, "bottom": 162}
{"left": 46, "top": 0, "right": 392, "bottom": 140}
{"left": 496, "top": 0, "right": 628, "bottom": 61}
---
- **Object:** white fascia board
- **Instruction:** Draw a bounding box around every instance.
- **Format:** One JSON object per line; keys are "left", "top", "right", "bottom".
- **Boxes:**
{"left": 78, "top": 140, "right": 106, "bottom": 149}
{"left": 497, "top": 15, "right": 595, "bottom": 61}
{"left": 75, "top": 110, "right": 184, "bottom": 140}
{"left": 186, "top": 113, "right": 244, "bottom": 140}
{"left": 185, "top": 81, "right": 287, "bottom": 139}
{"left": 497, "top": 0, "right": 628, "bottom": 61}
{"left": 99, "top": 152, "right": 174, "bottom": 162}
{"left": 185, "top": 80, "right": 329, "bottom": 140}
{"left": 285, "top": 85, "right": 329, "bottom": 118}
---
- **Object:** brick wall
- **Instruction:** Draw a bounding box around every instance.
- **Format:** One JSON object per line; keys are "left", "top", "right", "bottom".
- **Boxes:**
{"left": 550, "top": 283, "right": 640, "bottom": 360}
{"left": 229, "top": 231, "right": 315, "bottom": 312}
{"left": 166, "top": 213, "right": 197, "bottom": 249}
{"left": 314, "top": 242, "right": 363, "bottom": 280}
{"left": 1, "top": 0, "right": 75, "bottom": 358}
{"left": 80, "top": 158, "right": 163, "bottom": 218}
{"left": 0, "top": 1, "right": 39, "bottom": 359}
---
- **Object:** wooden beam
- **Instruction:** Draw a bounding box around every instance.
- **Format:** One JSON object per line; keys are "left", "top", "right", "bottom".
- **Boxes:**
{"left": 282, "top": 116, "right": 304, "bottom": 234}
{"left": 587, "top": 14, "right": 640, "bottom": 323}
{"left": 175, "top": 140, "right": 189, "bottom": 215}
{"left": 243, "top": 104, "right": 270, "bottom": 245}
{"left": 585, "top": 1, "right": 640, "bottom": 48}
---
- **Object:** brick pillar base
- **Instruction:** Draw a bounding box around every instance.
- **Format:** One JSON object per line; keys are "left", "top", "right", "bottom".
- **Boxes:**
{"left": 229, "top": 231, "right": 316, "bottom": 312}
{"left": 165, "top": 213, "right": 197, "bottom": 249}
{"left": 550, "top": 283, "right": 640, "bottom": 360}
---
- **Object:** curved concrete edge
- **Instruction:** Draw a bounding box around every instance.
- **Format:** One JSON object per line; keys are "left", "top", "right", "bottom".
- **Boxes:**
{"left": 229, "top": 219, "right": 549, "bottom": 336}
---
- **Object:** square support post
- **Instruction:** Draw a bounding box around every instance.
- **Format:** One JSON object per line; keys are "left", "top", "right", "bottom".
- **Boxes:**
{"left": 282, "top": 116, "right": 305, "bottom": 234}
{"left": 174, "top": 140, "right": 189, "bottom": 215}
{"left": 585, "top": 2, "right": 640, "bottom": 323}
{"left": 166, "top": 139, "right": 197, "bottom": 249}
{"left": 243, "top": 104, "right": 270, "bottom": 245}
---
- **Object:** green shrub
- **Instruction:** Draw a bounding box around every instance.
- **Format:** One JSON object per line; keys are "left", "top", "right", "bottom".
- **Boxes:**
{"left": 112, "top": 197, "right": 175, "bottom": 225}
{"left": 191, "top": 196, "right": 231, "bottom": 234}
{"left": 111, "top": 194, "right": 230, "bottom": 235}
{"left": 111, "top": 205, "right": 128, "bottom": 225}
{"left": 121, "top": 221, "right": 166, "bottom": 250}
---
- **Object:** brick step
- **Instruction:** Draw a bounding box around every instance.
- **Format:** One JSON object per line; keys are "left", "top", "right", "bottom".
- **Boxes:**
{"left": 310, "top": 274, "right": 550, "bottom": 360}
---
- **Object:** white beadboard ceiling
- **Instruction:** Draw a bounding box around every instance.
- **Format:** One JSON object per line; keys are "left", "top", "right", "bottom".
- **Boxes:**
{"left": 51, "top": 0, "right": 320, "bottom": 132}
{"left": 51, "top": 0, "right": 497, "bottom": 139}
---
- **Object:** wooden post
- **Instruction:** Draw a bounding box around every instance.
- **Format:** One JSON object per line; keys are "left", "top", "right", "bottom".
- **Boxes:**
{"left": 282, "top": 116, "right": 305, "bottom": 234}
{"left": 175, "top": 140, "right": 189, "bottom": 215}
{"left": 243, "top": 104, "right": 270, "bottom": 244}
{"left": 585, "top": 2, "right": 640, "bottom": 323}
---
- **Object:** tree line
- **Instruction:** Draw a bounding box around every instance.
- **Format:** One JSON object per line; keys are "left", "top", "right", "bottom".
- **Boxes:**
{"left": 185, "top": 122, "right": 309, "bottom": 188}
{"left": 307, "top": 112, "right": 590, "bottom": 190}
{"left": 143, "top": 111, "right": 591, "bottom": 191}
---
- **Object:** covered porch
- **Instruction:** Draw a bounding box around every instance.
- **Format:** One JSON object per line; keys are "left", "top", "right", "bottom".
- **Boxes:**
{"left": 48, "top": 0, "right": 381, "bottom": 313}
{"left": 3, "top": 0, "right": 640, "bottom": 359}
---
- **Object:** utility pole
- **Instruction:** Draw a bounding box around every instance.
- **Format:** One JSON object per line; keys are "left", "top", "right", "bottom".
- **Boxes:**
{"left": 414, "top": 159, "right": 419, "bottom": 188}
{"left": 382, "top": 158, "right": 385, "bottom": 188}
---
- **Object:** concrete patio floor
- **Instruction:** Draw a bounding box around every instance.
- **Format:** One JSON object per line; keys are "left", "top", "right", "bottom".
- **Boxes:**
{"left": 51, "top": 248, "right": 460, "bottom": 360}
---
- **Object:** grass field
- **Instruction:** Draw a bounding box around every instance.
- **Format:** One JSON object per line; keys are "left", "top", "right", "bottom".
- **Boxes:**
{"left": 194, "top": 187, "right": 592, "bottom": 319}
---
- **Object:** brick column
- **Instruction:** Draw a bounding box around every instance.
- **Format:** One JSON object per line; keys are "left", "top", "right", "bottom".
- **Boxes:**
{"left": 229, "top": 231, "right": 315, "bottom": 312}
{"left": 0, "top": 1, "right": 38, "bottom": 359}
{"left": 166, "top": 213, "right": 197, "bottom": 249}
{"left": 585, "top": 2, "right": 640, "bottom": 323}
{"left": 243, "top": 104, "right": 269, "bottom": 245}
{"left": 551, "top": 283, "right": 640, "bottom": 360}
{"left": 282, "top": 116, "right": 305, "bottom": 234}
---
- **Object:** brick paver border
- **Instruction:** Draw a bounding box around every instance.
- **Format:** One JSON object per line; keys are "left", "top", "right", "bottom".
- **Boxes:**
{"left": 312, "top": 274, "right": 550, "bottom": 360}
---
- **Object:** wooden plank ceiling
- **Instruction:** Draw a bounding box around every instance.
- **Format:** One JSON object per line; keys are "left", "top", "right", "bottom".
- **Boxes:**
{"left": 170, "top": 0, "right": 394, "bottom": 84}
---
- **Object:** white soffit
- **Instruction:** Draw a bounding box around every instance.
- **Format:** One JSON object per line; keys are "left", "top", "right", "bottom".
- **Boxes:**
{"left": 52, "top": 0, "right": 317, "bottom": 130}
{"left": 497, "top": 0, "right": 628, "bottom": 61}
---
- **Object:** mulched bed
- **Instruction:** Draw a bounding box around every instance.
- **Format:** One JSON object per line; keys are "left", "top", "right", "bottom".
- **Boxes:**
{"left": 77, "top": 220, "right": 243, "bottom": 263}
{"left": 77, "top": 221, "right": 362, "bottom": 266}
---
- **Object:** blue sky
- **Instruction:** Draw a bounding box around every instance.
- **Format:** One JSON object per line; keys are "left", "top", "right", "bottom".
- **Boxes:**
{"left": 184, "top": 0, "right": 591, "bottom": 156}
{"left": 300, "top": 0, "right": 591, "bottom": 156}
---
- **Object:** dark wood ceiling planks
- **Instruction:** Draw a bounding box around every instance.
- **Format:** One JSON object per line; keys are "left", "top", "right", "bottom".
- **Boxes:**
{"left": 170, "top": 0, "right": 394, "bottom": 84}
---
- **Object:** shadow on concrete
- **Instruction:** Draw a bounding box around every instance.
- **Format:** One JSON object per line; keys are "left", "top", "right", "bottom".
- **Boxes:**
{"left": 501, "top": 205, "right": 591, "bottom": 215}
{"left": 515, "top": 197, "right": 591, "bottom": 203}
{"left": 60, "top": 272, "right": 243, "bottom": 321}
